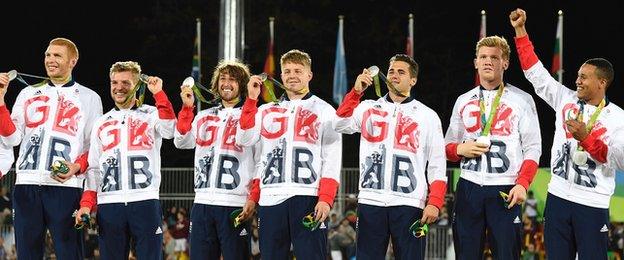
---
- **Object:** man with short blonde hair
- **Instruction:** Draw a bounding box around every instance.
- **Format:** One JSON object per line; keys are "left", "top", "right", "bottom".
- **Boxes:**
{"left": 446, "top": 34, "right": 542, "bottom": 259}
{"left": 238, "top": 49, "right": 342, "bottom": 259}
{"left": 0, "top": 37, "right": 102, "bottom": 259}
{"left": 76, "top": 60, "right": 175, "bottom": 259}
{"left": 280, "top": 49, "right": 312, "bottom": 68}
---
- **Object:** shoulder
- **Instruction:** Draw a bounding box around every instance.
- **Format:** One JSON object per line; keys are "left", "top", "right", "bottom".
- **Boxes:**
{"left": 94, "top": 110, "right": 116, "bottom": 125}
{"left": 607, "top": 103, "right": 624, "bottom": 118}
{"left": 412, "top": 100, "right": 441, "bottom": 119}
{"left": 505, "top": 84, "right": 535, "bottom": 102}
{"left": 138, "top": 104, "right": 158, "bottom": 114}
{"left": 74, "top": 82, "right": 101, "bottom": 98}
{"left": 453, "top": 88, "right": 479, "bottom": 106}
{"left": 310, "top": 95, "right": 336, "bottom": 112}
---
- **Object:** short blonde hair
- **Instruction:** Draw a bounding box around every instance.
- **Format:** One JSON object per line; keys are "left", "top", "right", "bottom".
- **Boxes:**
{"left": 475, "top": 36, "right": 510, "bottom": 60}
{"left": 209, "top": 59, "right": 251, "bottom": 99}
{"left": 109, "top": 61, "right": 142, "bottom": 83}
{"left": 49, "top": 38, "right": 79, "bottom": 60}
{"left": 280, "top": 49, "right": 312, "bottom": 68}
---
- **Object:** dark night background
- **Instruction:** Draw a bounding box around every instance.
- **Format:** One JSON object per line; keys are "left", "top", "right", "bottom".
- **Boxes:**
{"left": 1, "top": 0, "right": 622, "bottom": 168}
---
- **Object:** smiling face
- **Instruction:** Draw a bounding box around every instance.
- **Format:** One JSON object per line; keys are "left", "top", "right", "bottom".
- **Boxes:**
{"left": 217, "top": 72, "right": 240, "bottom": 103}
{"left": 575, "top": 63, "right": 606, "bottom": 103}
{"left": 110, "top": 70, "right": 137, "bottom": 107}
{"left": 209, "top": 60, "right": 250, "bottom": 106}
{"left": 44, "top": 44, "right": 76, "bottom": 82}
{"left": 280, "top": 62, "right": 312, "bottom": 93}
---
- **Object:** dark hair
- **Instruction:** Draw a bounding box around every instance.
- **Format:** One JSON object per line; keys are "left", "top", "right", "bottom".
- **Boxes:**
{"left": 209, "top": 59, "right": 251, "bottom": 99}
{"left": 389, "top": 54, "right": 419, "bottom": 78}
{"left": 584, "top": 58, "right": 614, "bottom": 88}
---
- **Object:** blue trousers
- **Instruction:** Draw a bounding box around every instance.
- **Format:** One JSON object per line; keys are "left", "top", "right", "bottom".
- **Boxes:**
{"left": 356, "top": 203, "right": 425, "bottom": 260}
{"left": 258, "top": 195, "right": 327, "bottom": 260}
{"left": 97, "top": 199, "right": 163, "bottom": 260}
{"left": 13, "top": 184, "right": 84, "bottom": 259}
{"left": 189, "top": 203, "right": 250, "bottom": 260}
{"left": 452, "top": 178, "right": 522, "bottom": 260}
{"left": 544, "top": 193, "right": 609, "bottom": 260}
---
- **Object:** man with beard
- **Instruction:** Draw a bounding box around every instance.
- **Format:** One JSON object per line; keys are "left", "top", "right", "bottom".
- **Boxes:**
{"left": 74, "top": 61, "right": 175, "bottom": 259}
{"left": 174, "top": 60, "right": 258, "bottom": 259}
{"left": 0, "top": 38, "right": 102, "bottom": 259}
{"left": 445, "top": 35, "right": 542, "bottom": 259}
{"left": 237, "top": 49, "right": 342, "bottom": 259}
{"left": 510, "top": 8, "right": 624, "bottom": 259}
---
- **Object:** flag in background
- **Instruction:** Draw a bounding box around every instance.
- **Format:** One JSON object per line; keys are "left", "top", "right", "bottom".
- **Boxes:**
{"left": 551, "top": 10, "right": 563, "bottom": 83}
{"left": 333, "top": 15, "right": 347, "bottom": 105}
{"left": 475, "top": 10, "right": 486, "bottom": 86}
{"left": 406, "top": 13, "right": 414, "bottom": 58}
{"left": 192, "top": 18, "right": 202, "bottom": 111}
{"left": 261, "top": 17, "right": 276, "bottom": 103}
{"left": 192, "top": 19, "right": 201, "bottom": 82}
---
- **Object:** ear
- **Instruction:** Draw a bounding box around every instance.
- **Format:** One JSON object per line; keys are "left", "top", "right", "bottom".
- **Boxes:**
{"left": 473, "top": 58, "right": 478, "bottom": 69}
{"left": 503, "top": 59, "right": 509, "bottom": 70}
{"left": 308, "top": 70, "right": 313, "bottom": 81}
{"left": 69, "top": 58, "right": 78, "bottom": 68}
{"left": 410, "top": 77, "right": 417, "bottom": 87}
{"left": 599, "top": 78, "right": 608, "bottom": 90}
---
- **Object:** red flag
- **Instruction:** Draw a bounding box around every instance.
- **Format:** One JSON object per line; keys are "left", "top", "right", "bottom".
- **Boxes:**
{"left": 406, "top": 14, "right": 414, "bottom": 58}
{"left": 551, "top": 11, "right": 563, "bottom": 83}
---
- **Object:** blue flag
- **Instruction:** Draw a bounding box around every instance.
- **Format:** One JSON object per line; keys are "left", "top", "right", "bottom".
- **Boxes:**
{"left": 192, "top": 35, "right": 200, "bottom": 81}
{"left": 333, "top": 16, "right": 347, "bottom": 105}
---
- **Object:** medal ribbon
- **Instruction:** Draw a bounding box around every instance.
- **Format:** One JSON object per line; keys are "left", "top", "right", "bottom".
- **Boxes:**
{"left": 479, "top": 82, "right": 505, "bottom": 136}
{"left": 575, "top": 99, "right": 606, "bottom": 151}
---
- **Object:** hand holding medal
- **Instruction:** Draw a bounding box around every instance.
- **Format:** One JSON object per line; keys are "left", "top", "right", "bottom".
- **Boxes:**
{"left": 566, "top": 99, "right": 606, "bottom": 166}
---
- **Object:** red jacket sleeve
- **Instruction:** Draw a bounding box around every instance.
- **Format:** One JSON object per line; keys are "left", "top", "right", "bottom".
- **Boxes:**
{"left": 153, "top": 90, "right": 176, "bottom": 119}
{"left": 318, "top": 178, "right": 339, "bottom": 208}
{"left": 445, "top": 143, "right": 462, "bottom": 162}
{"left": 580, "top": 131, "right": 608, "bottom": 163}
{"left": 247, "top": 179, "right": 260, "bottom": 203}
{"left": 335, "top": 88, "right": 363, "bottom": 118}
{"left": 0, "top": 105, "right": 16, "bottom": 137}
{"left": 514, "top": 35, "right": 540, "bottom": 70}
{"left": 74, "top": 152, "right": 89, "bottom": 175}
{"left": 427, "top": 180, "right": 447, "bottom": 209}
{"left": 515, "top": 160, "right": 539, "bottom": 190}
{"left": 176, "top": 105, "right": 195, "bottom": 135}
{"left": 240, "top": 98, "right": 258, "bottom": 130}
{"left": 80, "top": 190, "right": 98, "bottom": 212}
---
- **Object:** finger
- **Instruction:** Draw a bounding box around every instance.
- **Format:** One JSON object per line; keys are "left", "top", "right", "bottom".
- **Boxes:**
{"left": 238, "top": 210, "right": 248, "bottom": 220}
{"left": 507, "top": 195, "right": 518, "bottom": 209}
{"left": 475, "top": 143, "right": 490, "bottom": 148}
{"left": 314, "top": 209, "right": 322, "bottom": 222}
{"left": 54, "top": 175, "right": 67, "bottom": 182}
{"left": 318, "top": 210, "right": 328, "bottom": 222}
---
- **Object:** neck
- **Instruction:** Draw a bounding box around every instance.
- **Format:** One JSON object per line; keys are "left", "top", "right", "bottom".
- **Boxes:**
{"left": 585, "top": 95, "right": 606, "bottom": 106}
{"left": 286, "top": 87, "right": 309, "bottom": 100}
{"left": 50, "top": 75, "right": 71, "bottom": 85}
{"left": 116, "top": 99, "right": 136, "bottom": 110}
{"left": 388, "top": 91, "right": 409, "bottom": 103}
{"left": 480, "top": 78, "right": 503, "bottom": 90}
{"left": 221, "top": 97, "right": 240, "bottom": 108}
